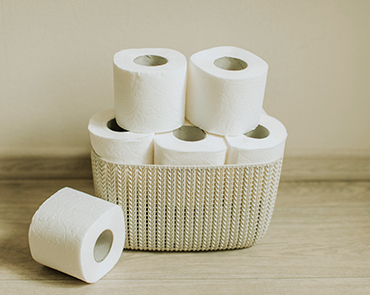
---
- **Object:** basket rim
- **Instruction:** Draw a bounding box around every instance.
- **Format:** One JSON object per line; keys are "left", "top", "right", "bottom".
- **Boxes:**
{"left": 91, "top": 149, "right": 283, "bottom": 169}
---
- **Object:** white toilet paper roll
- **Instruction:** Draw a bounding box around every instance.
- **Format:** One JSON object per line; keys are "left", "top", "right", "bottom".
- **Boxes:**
{"left": 225, "top": 114, "right": 287, "bottom": 165}
{"left": 186, "top": 46, "right": 268, "bottom": 136}
{"left": 114, "top": 48, "right": 187, "bottom": 133}
{"left": 154, "top": 124, "right": 227, "bottom": 165}
{"left": 28, "top": 187, "right": 125, "bottom": 283}
{"left": 88, "top": 109, "right": 154, "bottom": 164}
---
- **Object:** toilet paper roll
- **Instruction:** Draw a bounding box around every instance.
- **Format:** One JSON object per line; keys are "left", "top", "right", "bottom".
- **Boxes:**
{"left": 186, "top": 46, "right": 268, "bottom": 136}
{"left": 114, "top": 48, "right": 187, "bottom": 133}
{"left": 154, "top": 124, "right": 227, "bottom": 165}
{"left": 28, "top": 187, "right": 125, "bottom": 283}
{"left": 88, "top": 109, "right": 154, "bottom": 164}
{"left": 225, "top": 114, "right": 287, "bottom": 165}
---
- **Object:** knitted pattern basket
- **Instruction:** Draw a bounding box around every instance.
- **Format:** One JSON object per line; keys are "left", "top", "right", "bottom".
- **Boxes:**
{"left": 91, "top": 150, "right": 283, "bottom": 251}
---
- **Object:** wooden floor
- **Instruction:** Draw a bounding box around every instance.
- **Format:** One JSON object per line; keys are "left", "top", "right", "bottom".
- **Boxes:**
{"left": 1, "top": 178, "right": 370, "bottom": 294}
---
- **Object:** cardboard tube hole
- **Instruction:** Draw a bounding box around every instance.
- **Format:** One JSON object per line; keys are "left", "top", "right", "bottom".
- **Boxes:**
{"left": 214, "top": 56, "right": 248, "bottom": 71}
{"left": 173, "top": 126, "right": 206, "bottom": 142}
{"left": 107, "top": 119, "right": 128, "bottom": 132}
{"left": 94, "top": 230, "right": 113, "bottom": 263}
{"left": 244, "top": 125, "right": 270, "bottom": 139}
{"left": 134, "top": 55, "right": 168, "bottom": 66}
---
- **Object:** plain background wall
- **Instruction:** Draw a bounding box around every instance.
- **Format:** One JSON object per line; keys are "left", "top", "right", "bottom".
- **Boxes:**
{"left": 1, "top": 0, "right": 369, "bottom": 158}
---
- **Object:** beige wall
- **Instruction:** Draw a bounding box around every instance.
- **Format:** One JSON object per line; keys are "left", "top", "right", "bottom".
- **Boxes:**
{"left": 1, "top": 0, "right": 369, "bottom": 157}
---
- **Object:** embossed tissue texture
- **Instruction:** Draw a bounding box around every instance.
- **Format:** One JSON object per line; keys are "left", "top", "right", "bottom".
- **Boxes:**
{"left": 88, "top": 109, "right": 154, "bottom": 164}
{"left": 28, "top": 187, "right": 125, "bottom": 283}
{"left": 225, "top": 115, "right": 287, "bottom": 165}
{"left": 186, "top": 46, "right": 268, "bottom": 136}
{"left": 154, "top": 132, "right": 227, "bottom": 165}
{"left": 114, "top": 48, "right": 187, "bottom": 133}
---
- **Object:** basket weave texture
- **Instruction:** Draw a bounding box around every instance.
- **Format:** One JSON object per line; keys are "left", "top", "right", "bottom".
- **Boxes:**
{"left": 91, "top": 150, "right": 283, "bottom": 251}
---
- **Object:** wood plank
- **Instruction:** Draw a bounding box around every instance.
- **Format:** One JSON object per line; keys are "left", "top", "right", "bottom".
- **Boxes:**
{"left": 0, "top": 156, "right": 92, "bottom": 180}
{"left": 1, "top": 180, "right": 369, "bottom": 285}
{"left": 1, "top": 278, "right": 370, "bottom": 295}
{"left": 281, "top": 155, "right": 370, "bottom": 181}
{"left": 276, "top": 181, "right": 370, "bottom": 207}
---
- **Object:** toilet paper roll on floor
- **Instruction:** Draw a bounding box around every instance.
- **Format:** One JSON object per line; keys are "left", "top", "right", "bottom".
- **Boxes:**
{"left": 28, "top": 187, "right": 125, "bottom": 283}
{"left": 114, "top": 48, "right": 187, "bottom": 133}
{"left": 154, "top": 124, "right": 227, "bottom": 165}
{"left": 88, "top": 109, "right": 154, "bottom": 164}
{"left": 186, "top": 46, "right": 268, "bottom": 136}
{"left": 225, "top": 114, "right": 287, "bottom": 165}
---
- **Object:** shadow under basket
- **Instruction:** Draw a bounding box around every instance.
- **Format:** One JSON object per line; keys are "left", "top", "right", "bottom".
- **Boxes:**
{"left": 91, "top": 150, "right": 284, "bottom": 251}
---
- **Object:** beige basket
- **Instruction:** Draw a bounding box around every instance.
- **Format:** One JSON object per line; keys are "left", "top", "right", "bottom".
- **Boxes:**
{"left": 91, "top": 150, "right": 283, "bottom": 251}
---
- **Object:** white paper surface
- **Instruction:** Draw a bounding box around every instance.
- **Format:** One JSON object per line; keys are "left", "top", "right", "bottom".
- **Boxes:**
{"left": 154, "top": 124, "right": 227, "bottom": 165}
{"left": 28, "top": 187, "right": 125, "bottom": 283}
{"left": 225, "top": 114, "right": 287, "bottom": 165}
{"left": 88, "top": 109, "right": 154, "bottom": 164}
{"left": 186, "top": 46, "right": 268, "bottom": 136}
{"left": 114, "top": 48, "right": 187, "bottom": 133}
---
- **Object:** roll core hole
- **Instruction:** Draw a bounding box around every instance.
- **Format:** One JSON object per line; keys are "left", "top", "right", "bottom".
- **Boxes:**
{"left": 173, "top": 125, "right": 206, "bottom": 142}
{"left": 134, "top": 55, "right": 168, "bottom": 66}
{"left": 94, "top": 229, "right": 113, "bottom": 263}
{"left": 107, "top": 118, "right": 128, "bottom": 132}
{"left": 244, "top": 125, "right": 270, "bottom": 139}
{"left": 214, "top": 56, "right": 248, "bottom": 71}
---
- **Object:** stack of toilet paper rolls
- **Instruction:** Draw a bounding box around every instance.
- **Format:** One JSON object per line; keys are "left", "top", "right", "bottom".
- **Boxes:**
{"left": 88, "top": 46, "right": 287, "bottom": 166}
{"left": 28, "top": 46, "right": 288, "bottom": 282}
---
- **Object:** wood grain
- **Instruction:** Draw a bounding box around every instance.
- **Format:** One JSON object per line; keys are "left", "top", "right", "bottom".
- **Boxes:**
{"left": 0, "top": 155, "right": 92, "bottom": 180}
{"left": 1, "top": 278, "right": 370, "bottom": 295}
{"left": 281, "top": 155, "right": 370, "bottom": 181}
{"left": 0, "top": 179, "right": 369, "bottom": 294}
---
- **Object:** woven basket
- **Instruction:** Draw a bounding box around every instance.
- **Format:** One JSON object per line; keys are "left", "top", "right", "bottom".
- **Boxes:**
{"left": 91, "top": 150, "right": 283, "bottom": 251}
